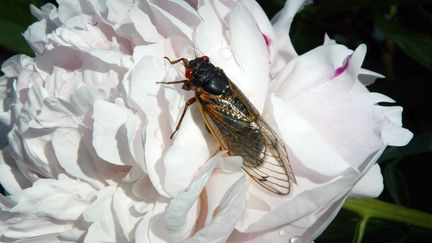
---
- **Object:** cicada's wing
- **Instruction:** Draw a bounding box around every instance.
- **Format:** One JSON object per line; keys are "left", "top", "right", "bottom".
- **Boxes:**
{"left": 196, "top": 81, "right": 296, "bottom": 195}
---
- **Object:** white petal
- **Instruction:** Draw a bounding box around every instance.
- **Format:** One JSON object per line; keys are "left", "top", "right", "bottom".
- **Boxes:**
{"left": 129, "top": 7, "right": 164, "bottom": 43}
{"left": 135, "top": 201, "right": 170, "bottom": 243}
{"left": 323, "top": 33, "right": 337, "bottom": 45}
{"left": 228, "top": 3, "right": 269, "bottom": 112}
{"left": 92, "top": 100, "right": 135, "bottom": 166}
{"left": 163, "top": 104, "right": 216, "bottom": 196}
{"left": 0, "top": 151, "right": 31, "bottom": 194}
{"left": 349, "top": 164, "right": 383, "bottom": 198}
{"left": 9, "top": 175, "right": 96, "bottom": 221}
{"left": 268, "top": 95, "right": 350, "bottom": 176}
{"left": 106, "top": 0, "right": 133, "bottom": 24}
{"left": 69, "top": 85, "right": 106, "bottom": 115}
{"left": 239, "top": 175, "right": 355, "bottom": 232}
{"left": 381, "top": 123, "right": 413, "bottom": 147}
{"left": 269, "top": 0, "right": 308, "bottom": 75}
{"left": 112, "top": 182, "right": 142, "bottom": 241}
{"left": 28, "top": 97, "right": 78, "bottom": 129}
{"left": 358, "top": 68, "right": 385, "bottom": 86}
{"left": 82, "top": 186, "right": 118, "bottom": 243}
{"left": 194, "top": 1, "right": 224, "bottom": 56}
{"left": 52, "top": 128, "right": 104, "bottom": 188}
{"left": 124, "top": 113, "right": 147, "bottom": 173}
{"left": 1, "top": 55, "right": 33, "bottom": 78}
{"left": 123, "top": 56, "right": 169, "bottom": 196}
{"left": 147, "top": 0, "right": 199, "bottom": 39}
{"left": 347, "top": 44, "right": 367, "bottom": 77}
{"left": 218, "top": 155, "right": 243, "bottom": 173}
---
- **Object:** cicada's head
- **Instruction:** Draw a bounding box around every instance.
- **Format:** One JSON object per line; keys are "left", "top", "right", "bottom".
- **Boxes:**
{"left": 184, "top": 56, "right": 210, "bottom": 87}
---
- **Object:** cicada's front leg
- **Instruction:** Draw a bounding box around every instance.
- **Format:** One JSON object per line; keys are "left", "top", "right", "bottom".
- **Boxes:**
{"left": 169, "top": 97, "right": 197, "bottom": 139}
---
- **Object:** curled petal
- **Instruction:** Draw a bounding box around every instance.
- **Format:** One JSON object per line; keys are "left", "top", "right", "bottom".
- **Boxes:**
{"left": 165, "top": 151, "right": 224, "bottom": 241}
{"left": 184, "top": 175, "right": 248, "bottom": 243}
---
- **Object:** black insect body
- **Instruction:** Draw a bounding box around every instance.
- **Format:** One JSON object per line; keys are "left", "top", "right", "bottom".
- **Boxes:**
{"left": 159, "top": 55, "right": 296, "bottom": 195}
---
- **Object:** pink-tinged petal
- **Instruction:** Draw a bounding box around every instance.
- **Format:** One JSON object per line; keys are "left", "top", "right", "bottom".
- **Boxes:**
{"left": 268, "top": 95, "right": 350, "bottom": 176}
{"left": 184, "top": 175, "right": 248, "bottom": 243}
{"left": 329, "top": 55, "right": 351, "bottom": 80}
{"left": 165, "top": 152, "right": 223, "bottom": 241}
{"left": 270, "top": 44, "right": 353, "bottom": 99}
{"left": 92, "top": 100, "right": 135, "bottom": 166}
{"left": 228, "top": 3, "right": 269, "bottom": 112}
{"left": 349, "top": 164, "right": 383, "bottom": 198}
{"left": 242, "top": 0, "right": 276, "bottom": 48}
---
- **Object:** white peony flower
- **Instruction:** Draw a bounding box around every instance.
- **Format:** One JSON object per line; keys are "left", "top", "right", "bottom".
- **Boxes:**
{"left": 0, "top": 0, "right": 412, "bottom": 242}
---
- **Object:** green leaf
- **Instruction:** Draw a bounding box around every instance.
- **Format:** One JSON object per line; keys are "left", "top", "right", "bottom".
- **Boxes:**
{"left": 375, "top": 15, "right": 432, "bottom": 71}
{"left": 300, "top": 0, "right": 432, "bottom": 18}
{"left": 383, "top": 160, "right": 410, "bottom": 206}
{"left": 0, "top": 19, "right": 33, "bottom": 55}
{"left": 344, "top": 199, "right": 432, "bottom": 230}
{"left": 0, "top": 0, "right": 47, "bottom": 55}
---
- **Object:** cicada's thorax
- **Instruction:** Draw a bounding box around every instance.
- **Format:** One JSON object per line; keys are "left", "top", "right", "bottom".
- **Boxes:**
{"left": 187, "top": 59, "right": 230, "bottom": 95}
{"left": 187, "top": 58, "right": 248, "bottom": 113}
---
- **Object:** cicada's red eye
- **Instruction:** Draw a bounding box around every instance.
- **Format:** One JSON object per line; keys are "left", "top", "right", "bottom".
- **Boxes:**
{"left": 185, "top": 68, "right": 193, "bottom": 79}
{"left": 202, "top": 56, "right": 209, "bottom": 62}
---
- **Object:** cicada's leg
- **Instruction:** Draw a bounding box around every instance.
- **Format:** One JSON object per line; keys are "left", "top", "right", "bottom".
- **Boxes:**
{"left": 164, "top": 57, "right": 188, "bottom": 67}
{"left": 156, "top": 80, "right": 188, "bottom": 85}
{"left": 170, "top": 97, "right": 197, "bottom": 139}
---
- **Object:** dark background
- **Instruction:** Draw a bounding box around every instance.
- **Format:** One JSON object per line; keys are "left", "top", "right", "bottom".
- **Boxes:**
{"left": 1, "top": 0, "right": 431, "bottom": 242}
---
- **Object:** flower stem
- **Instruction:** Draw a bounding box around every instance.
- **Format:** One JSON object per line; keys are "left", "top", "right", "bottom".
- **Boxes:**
{"left": 352, "top": 216, "right": 369, "bottom": 243}
{"left": 344, "top": 198, "right": 432, "bottom": 230}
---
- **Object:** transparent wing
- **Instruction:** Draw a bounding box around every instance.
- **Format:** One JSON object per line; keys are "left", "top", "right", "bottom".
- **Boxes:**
{"left": 197, "top": 82, "right": 296, "bottom": 195}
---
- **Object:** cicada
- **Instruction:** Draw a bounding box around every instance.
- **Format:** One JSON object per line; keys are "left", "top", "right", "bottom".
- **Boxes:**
{"left": 159, "top": 55, "right": 296, "bottom": 195}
